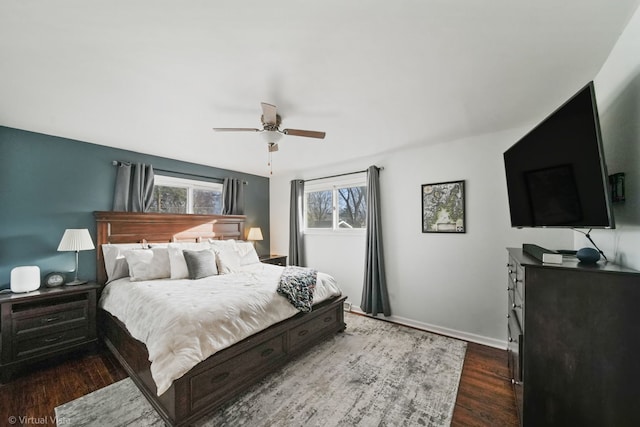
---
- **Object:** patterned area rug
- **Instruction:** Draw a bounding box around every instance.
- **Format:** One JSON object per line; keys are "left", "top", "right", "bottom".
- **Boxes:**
{"left": 55, "top": 313, "right": 467, "bottom": 426}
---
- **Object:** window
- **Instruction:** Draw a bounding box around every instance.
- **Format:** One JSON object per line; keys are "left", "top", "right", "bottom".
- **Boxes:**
{"left": 148, "top": 175, "right": 223, "bottom": 214}
{"left": 304, "top": 173, "right": 367, "bottom": 232}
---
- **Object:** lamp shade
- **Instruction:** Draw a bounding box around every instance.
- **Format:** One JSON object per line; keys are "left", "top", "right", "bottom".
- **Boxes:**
{"left": 247, "top": 227, "right": 264, "bottom": 241}
{"left": 57, "top": 229, "right": 95, "bottom": 252}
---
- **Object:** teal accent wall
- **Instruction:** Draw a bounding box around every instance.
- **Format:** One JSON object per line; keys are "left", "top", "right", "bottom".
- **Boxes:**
{"left": 0, "top": 126, "right": 270, "bottom": 288}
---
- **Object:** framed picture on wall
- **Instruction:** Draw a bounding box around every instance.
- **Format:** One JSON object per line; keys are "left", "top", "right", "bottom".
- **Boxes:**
{"left": 422, "top": 180, "right": 465, "bottom": 233}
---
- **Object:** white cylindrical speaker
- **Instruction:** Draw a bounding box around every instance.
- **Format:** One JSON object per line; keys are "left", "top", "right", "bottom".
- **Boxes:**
{"left": 10, "top": 266, "right": 41, "bottom": 293}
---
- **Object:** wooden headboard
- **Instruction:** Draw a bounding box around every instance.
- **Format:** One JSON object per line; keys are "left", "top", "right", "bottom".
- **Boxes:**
{"left": 94, "top": 211, "right": 246, "bottom": 285}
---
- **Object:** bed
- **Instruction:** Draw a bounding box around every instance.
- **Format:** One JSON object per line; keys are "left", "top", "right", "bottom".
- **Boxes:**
{"left": 95, "top": 211, "right": 347, "bottom": 427}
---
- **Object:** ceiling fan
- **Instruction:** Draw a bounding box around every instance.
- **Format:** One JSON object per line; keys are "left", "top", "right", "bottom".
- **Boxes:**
{"left": 213, "top": 102, "right": 326, "bottom": 153}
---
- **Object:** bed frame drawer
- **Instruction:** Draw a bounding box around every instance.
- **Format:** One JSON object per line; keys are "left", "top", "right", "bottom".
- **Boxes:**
{"left": 190, "top": 333, "right": 287, "bottom": 410}
{"left": 289, "top": 305, "right": 340, "bottom": 352}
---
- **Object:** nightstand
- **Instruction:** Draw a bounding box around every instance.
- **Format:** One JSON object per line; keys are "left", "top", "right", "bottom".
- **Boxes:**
{"left": 260, "top": 255, "right": 287, "bottom": 266}
{"left": 0, "top": 282, "right": 100, "bottom": 382}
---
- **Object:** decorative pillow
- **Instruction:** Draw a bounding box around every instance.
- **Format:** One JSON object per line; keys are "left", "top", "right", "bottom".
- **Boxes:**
{"left": 209, "top": 239, "right": 260, "bottom": 272}
{"left": 215, "top": 248, "right": 242, "bottom": 274}
{"left": 167, "top": 242, "right": 212, "bottom": 279}
{"left": 183, "top": 249, "right": 218, "bottom": 279}
{"left": 124, "top": 247, "right": 171, "bottom": 281}
{"left": 236, "top": 242, "right": 260, "bottom": 266}
{"left": 102, "top": 243, "right": 147, "bottom": 283}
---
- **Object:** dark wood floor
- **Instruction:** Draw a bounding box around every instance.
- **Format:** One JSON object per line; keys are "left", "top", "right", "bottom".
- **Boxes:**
{"left": 452, "top": 342, "right": 519, "bottom": 426}
{"left": 0, "top": 342, "right": 517, "bottom": 426}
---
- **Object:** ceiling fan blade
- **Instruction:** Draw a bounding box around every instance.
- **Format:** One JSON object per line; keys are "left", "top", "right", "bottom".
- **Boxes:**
{"left": 213, "top": 128, "right": 261, "bottom": 132}
{"left": 261, "top": 102, "right": 277, "bottom": 125}
{"left": 283, "top": 128, "right": 326, "bottom": 139}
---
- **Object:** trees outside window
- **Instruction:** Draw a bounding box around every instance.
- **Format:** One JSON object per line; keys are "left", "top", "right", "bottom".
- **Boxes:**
{"left": 193, "top": 188, "right": 222, "bottom": 214}
{"left": 306, "top": 190, "right": 333, "bottom": 228}
{"left": 338, "top": 186, "right": 366, "bottom": 228}
{"left": 150, "top": 186, "right": 187, "bottom": 213}
{"left": 147, "top": 175, "right": 222, "bottom": 214}
{"left": 304, "top": 173, "right": 367, "bottom": 232}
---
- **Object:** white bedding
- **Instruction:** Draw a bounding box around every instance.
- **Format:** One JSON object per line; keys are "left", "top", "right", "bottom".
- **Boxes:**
{"left": 99, "top": 263, "right": 341, "bottom": 396}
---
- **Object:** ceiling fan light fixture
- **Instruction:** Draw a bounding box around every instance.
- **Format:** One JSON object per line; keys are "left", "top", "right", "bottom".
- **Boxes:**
{"left": 260, "top": 130, "right": 283, "bottom": 144}
{"left": 214, "top": 102, "right": 326, "bottom": 175}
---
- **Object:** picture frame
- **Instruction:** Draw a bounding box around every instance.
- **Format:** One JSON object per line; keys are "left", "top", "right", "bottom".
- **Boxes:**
{"left": 422, "top": 180, "right": 465, "bottom": 233}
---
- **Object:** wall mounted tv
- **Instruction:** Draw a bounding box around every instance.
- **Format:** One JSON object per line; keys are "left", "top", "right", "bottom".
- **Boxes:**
{"left": 504, "top": 81, "right": 615, "bottom": 229}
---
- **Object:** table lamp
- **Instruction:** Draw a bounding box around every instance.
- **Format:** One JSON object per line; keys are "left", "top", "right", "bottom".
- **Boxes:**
{"left": 57, "top": 228, "right": 95, "bottom": 285}
{"left": 247, "top": 227, "right": 263, "bottom": 249}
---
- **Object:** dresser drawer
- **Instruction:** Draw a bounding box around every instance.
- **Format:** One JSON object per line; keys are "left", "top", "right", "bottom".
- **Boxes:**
{"left": 13, "top": 302, "right": 88, "bottom": 336}
{"left": 508, "top": 263, "right": 524, "bottom": 299}
{"left": 514, "top": 263, "right": 524, "bottom": 301}
{"left": 507, "top": 311, "right": 523, "bottom": 383}
{"left": 14, "top": 326, "right": 88, "bottom": 360}
{"left": 508, "top": 287, "right": 523, "bottom": 328}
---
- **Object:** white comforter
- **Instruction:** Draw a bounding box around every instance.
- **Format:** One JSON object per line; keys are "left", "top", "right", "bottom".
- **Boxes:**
{"left": 99, "top": 263, "right": 341, "bottom": 396}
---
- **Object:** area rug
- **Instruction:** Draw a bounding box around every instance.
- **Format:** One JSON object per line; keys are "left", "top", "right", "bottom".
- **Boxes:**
{"left": 55, "top": 313, "right": 467, "bottom": 426}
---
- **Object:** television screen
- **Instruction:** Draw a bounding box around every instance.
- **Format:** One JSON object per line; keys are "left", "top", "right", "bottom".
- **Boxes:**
{"left": 503, "top": 81, "right": 615, "bottom": 228}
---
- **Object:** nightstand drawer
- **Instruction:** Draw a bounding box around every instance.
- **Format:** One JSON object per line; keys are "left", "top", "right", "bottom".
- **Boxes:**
{"left": 14, "top": 326, "right": 88, "bottom": 360}
{"left": 13, "top": 302, "right": 88, "bottom": 336}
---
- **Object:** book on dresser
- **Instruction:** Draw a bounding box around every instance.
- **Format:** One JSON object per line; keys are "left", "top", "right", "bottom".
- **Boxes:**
{"left": 506, "top": 248, "right": 640, "bottom": 427}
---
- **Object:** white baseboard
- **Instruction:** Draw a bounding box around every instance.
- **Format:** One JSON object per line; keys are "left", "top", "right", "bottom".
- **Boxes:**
{"left": 348, "top": 305, "right": 506, "bottom": 350}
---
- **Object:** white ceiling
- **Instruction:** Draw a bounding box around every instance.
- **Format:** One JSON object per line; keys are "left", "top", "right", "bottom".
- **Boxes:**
{"left": 1, "top": 1, "right": 639, "bottom": 177}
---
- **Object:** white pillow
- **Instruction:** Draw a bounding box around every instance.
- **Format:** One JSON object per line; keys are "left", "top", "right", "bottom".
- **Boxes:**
{"left": 211, "top": 240, "right": 260, "bottom": 273}
{"left": 210, "top": 239, "right": 255, "bottom": 256}
{"left": 124, "top": 247, "right": 171, "bottom": 281}
{"left": 167, "top": 242, "right": 212, "bottom": 279}
{"left": 101, "top": 243, "right": 146, "bottom": 283}
{"left": 215, "top": 248, "right": 242, "bottom": 274}
{"left": 236, "top": 242, "right": 260, "bottom": 266}
{"left": 208, "top": 239, "right": 237, "bottom": 251}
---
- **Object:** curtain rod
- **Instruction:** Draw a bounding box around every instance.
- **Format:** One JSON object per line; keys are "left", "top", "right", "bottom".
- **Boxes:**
{"left": 112, "top": 161, "right": 248, "bottom": 185}
{"left": 304, "top": 166, "right": 384, "bottom": 183}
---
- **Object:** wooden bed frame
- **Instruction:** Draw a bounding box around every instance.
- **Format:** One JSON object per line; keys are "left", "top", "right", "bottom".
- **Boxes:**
{"left": 95, "top": 211, "right": 347, "bottom": 426}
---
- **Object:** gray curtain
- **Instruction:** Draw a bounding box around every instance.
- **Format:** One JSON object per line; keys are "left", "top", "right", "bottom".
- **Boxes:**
{"left": 113, "top": 162, "right": 155, "bottom": 212}
{"left": 361, "top": 166, "right": 391, "bottom": 316}
{"left": 222, "top": 178, "right": 245, "bottom": 215}
{"left": 289, "top": 179, "right": 305, "bottom": 266}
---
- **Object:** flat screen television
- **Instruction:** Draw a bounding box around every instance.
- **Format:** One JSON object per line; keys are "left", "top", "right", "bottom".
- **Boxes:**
{"left": 503, "top": 81, "right": 615, "bottom": 229}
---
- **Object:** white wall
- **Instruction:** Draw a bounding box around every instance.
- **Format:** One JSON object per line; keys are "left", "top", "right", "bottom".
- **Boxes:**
{"left": 271, "top": 127, "right": 573, "bottom": 347}
{"left": 268, "top": 2, "right": 640, "bottom": 352}
{"left": 577, "top": 6, "right": 640, "bottom": 269}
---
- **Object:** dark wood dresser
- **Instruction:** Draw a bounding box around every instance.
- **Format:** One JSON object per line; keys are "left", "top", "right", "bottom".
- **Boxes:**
{"left": 507, "top": 248, "right": 640, "bottom": 426}
{"left": 0, "top": 283, "right": 99, "bottom": 382}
